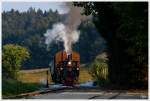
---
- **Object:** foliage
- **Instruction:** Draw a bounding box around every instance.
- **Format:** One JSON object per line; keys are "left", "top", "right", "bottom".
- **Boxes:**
{"left": 2, "top": 8, "right": 106, "bottom": 67}
{"left": 89, "top": 60, "right": 109, "bottom": 86}
{"left": 75, "top": 21, "right": 106, "bottom": 63}
{"left": 89, "top": 52, "right": 109, "bottom": 86}
{"left": 2, "top": 44, "right": 30, "bottom": 79}
{"left": 74, "top": 2, "right": 148, "bottom": 88}
{"left": 2, "top": 8, "right": 60, "bottom": 67}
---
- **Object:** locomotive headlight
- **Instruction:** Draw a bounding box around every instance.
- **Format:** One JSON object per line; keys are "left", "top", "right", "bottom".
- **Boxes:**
{"left": 77, "top": 68, "right": 79, "bottom": 70}
{"left": 68, "top": 61, "right": 72, "bottom": 65}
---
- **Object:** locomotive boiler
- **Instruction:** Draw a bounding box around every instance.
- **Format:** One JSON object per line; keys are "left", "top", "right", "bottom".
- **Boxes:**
{"left": 51, "top": 51, "right": 80, "bottom": 85}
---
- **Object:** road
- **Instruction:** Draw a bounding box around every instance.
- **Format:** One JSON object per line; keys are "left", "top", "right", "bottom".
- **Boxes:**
{"left": 29, "top": 89, "right": 148, "bottom": 99}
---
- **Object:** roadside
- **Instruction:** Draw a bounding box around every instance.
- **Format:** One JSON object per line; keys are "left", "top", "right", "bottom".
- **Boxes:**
{"left": 2, "top": 79, "right": 42, "bottom": 98}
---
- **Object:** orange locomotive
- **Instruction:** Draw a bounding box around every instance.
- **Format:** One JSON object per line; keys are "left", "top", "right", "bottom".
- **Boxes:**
{"left": 51, "top": 51, "right": 80, "bottom": 86}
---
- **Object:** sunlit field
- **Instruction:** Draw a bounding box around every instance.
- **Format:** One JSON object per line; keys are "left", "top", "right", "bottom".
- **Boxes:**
{"left": 18, "top": 67, "right": 92, "bottom": 84}
{"left": 18, "top": 68, "right": 52, "bottom": 84}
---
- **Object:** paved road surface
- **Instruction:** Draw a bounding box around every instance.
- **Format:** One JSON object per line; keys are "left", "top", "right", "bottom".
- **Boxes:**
{"left": 30, "top": 90, "right": 148, "bottom": 99}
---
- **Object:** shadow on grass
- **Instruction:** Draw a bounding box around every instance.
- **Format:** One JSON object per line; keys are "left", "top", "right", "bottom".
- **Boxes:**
{"left": 2, "top": 78, "right": 43, "bottom": 98}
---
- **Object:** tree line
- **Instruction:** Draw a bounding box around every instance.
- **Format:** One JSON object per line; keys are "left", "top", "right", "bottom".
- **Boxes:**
{"left": 2, "top": 7, "right": 106, "bottom": 68}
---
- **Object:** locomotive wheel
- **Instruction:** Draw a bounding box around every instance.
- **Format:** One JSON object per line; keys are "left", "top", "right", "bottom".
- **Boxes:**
{"left": 52, "top": 73, "right": 61, "bottom": 83}
{"left": 51, "top": 74, "right": 57, "bottom": 83}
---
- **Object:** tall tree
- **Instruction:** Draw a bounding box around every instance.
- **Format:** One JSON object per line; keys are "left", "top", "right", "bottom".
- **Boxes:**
{"left": 74, "top": 2, "right": 148, "bottom": 88}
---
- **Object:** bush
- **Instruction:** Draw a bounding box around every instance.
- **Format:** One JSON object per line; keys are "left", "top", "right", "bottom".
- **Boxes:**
{"left": 2, "top": 44, "right": 30, "bottom": 79}
{"left": 89, "top": 60, "right": 109, "bottom": 86}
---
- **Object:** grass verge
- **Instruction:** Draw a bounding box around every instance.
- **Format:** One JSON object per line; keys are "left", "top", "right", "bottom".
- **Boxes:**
{"left": 2, "top": 79, "right": 42, "bottom": 98}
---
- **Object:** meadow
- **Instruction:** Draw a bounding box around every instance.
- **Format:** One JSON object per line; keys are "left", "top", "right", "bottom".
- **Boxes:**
{"left": 18, "top": 67, "right": 92, "bottom": 84}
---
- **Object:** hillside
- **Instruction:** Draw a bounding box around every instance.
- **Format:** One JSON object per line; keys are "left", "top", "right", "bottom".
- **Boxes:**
{"left": 2, "top": 8, "right": 106, "bottom": 68}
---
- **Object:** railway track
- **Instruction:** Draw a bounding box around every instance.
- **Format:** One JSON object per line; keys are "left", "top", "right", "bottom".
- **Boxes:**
{"left": 4, "top": 85, "right": 93, "bottom": 99}
{"left": 88, "top": 90, "right": 123, "bottom": 99}
{"left": 3, "top": 86, "right": 67, "bottom": 99}
{"left": 30, "top": 87, "right": 147, "bottom": 99}
{"left": 3, "top": 85, "right": 148, "bottom": 99}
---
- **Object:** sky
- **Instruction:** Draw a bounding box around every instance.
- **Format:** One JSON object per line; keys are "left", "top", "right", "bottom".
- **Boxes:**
{"left": 2, "top": 2, "right": 69, "bottom": 14}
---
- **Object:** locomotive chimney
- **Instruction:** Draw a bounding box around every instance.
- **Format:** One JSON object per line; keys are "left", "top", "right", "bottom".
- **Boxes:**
{"left": 67, "top": 53, "right": 72, "bottom": 60}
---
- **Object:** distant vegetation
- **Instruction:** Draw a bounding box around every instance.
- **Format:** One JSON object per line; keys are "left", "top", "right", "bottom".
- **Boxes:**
{"left": 2, "top": 8, "right": 106, "bottom": 68}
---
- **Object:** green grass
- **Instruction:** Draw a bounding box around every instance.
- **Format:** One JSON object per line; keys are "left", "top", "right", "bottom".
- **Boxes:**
{"left": 2, "top": 69, "right": 51, "bottom": 98}
{"left": 2, "top": 78, "right": 42, "bottom": 98}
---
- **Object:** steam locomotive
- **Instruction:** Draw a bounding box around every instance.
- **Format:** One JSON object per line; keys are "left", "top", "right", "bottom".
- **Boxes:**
{"left": 51, "top": 51, "right": 80, "bottom": 85}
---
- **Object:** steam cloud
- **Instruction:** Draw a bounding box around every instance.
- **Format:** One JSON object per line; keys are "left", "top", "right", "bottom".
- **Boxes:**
{"left": 44, "top": 23, "right": 80, "bottom": 54}
{"left": 44, "top": 2, "right": 90, "bottom": 55}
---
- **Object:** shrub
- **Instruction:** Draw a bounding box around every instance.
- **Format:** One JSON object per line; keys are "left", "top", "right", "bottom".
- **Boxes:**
{"left": 89, "top": 60, "right": 109, "bottom": 86}
{"left": 2, "top": 44, "right": 30, "bottom": 79}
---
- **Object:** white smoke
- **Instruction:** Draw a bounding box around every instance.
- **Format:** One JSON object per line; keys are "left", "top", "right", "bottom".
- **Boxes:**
{"left": 44, "top": 2, "right": 91, "bottom": 54}
{"left": 44, "top": 23, "right": 80, "bottom": 54}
